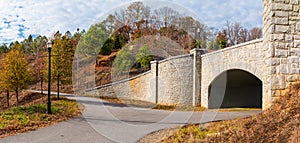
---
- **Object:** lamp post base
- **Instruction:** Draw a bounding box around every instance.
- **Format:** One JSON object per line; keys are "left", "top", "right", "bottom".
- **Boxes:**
{"left": 47, "top": 101, "right": 52, "bottom": 114}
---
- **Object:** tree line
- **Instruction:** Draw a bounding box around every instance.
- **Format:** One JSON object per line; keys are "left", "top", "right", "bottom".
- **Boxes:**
{"left": 77, "top": 1, "right": 262, "bottom": 73}
{"left": 77, "top": 1, "right": 262, "bottom": 57}
{"left": 0, "top": 30, "right": 83, "bottom": 107}
{"left": 208, "top": 22, "right": 262, "bottom": 50}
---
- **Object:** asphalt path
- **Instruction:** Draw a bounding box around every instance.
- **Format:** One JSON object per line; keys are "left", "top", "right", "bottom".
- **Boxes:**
{"left": 1, "top": 91, "right": 261, "bottom": 143}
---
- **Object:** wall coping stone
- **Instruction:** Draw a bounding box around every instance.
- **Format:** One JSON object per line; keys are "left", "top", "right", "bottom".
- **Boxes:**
{"left": 201, "top": 38, "right": 263, "bottom": 58}
{"left": 86, "top": 70, "right": 151, "bottom": 92}
{"left": 158, "top": 54, "right": 192, "bottom": 64}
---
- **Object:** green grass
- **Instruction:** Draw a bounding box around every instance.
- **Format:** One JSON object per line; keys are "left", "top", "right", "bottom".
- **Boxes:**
{"left": 0, "top": 97, "right": 81, "bottom": 137}
{"left": 160, "top": 124, "right": 216, "bottom": 143}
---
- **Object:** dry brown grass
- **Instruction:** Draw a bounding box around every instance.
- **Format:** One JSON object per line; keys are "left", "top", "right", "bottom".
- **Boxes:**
{"left": 99, "top": 96, "right": 206, "bottom": 111}
{"left": 156, "top": 82, "right": 300, "bottom": 143}
{"left": 0, "top": 96, "right": 82, "bottom": 138}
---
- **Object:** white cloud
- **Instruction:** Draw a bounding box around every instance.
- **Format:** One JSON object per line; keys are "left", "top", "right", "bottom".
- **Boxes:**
{"left": 0, "top": 0, "right": 263, "bottom": 44}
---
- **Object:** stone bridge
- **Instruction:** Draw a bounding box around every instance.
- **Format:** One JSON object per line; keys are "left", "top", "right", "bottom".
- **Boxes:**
{"left": 85, "top": 0, "right": 300, "bottom": 110}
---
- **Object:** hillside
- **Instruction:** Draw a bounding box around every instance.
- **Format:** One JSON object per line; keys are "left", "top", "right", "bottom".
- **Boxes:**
{"left": 206, "top": 83, "right": 300, "bottom": 142}
{"left": 94, "top": 35, "right": 189, "bottom": 87}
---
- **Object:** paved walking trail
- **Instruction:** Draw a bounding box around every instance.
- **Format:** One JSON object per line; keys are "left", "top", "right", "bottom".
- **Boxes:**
{"left": 1, "top": 91, "right": 260, "bottom": 143}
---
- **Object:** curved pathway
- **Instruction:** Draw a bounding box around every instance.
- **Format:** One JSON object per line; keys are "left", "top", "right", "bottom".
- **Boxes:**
{"left": 1, "top": 91, "right": 260, "bottom": 143}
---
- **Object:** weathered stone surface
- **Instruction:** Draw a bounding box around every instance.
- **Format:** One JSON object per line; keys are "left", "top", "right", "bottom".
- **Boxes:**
{"left": 275, "top": 50, "right": 288, "bottom": 57}
{"left": 275, "top": 11, "right": 289, "bottom": 17}
{"left": 271, "top": 3, "right": 293, "bottom": 11}
{"left": 275, "top": 25, "right": 289, "bottom": 33}
{"left": 287, "top": 75, "right": 299, "bottom": 82}
{"left": 291, "top": 0, "right": 299, "bottom": 5}
{"left": 296, "top": 23, "right": 300, "bottom": 31}
{"left": 274, "top": 17, "right": 288, "bottom": 25}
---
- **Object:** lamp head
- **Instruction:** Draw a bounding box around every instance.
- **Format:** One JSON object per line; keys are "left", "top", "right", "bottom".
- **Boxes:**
{"left": 47, "top": 41, "right": 52, "bottom": 51}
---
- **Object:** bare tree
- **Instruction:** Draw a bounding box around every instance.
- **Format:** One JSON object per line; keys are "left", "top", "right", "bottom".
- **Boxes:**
{"left": 238, "top": 28, "right": 248, "bottom": 44}
{"left": 225, "top": 21, "right": 243, "bottom": 46}
{"left": 154, "top": 7, "right": 180, "bottom": 28}
{"left": 248, "top": 27, "right": 262, "bottom": 40}
{"left": 114, "top": 9, "right": 127, "bottom": 29}
{"left": 125, "top": 1, "right": 151, "bottom": 27}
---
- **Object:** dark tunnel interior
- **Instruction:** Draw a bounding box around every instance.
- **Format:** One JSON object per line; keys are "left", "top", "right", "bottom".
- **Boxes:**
{"left": 208, "top": 69, "right": 262, "bottom": 109}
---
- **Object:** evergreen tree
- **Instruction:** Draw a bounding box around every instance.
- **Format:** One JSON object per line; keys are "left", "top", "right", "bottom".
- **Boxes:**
{"left": 113, "top": 46, "right": 135, "bottom": 74}
{"left": 136, "top": 45, "right": 153, "bottom": 69}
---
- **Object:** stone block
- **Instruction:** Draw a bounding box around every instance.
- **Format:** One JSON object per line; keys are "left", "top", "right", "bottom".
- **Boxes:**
{"left": 274, "top": 17, "right": 289, "bottom": 25}
{"left": 276, "top": 25, "right": 289, "bottom": 33}
{"left": 294, "top": 40, "right": 300, "bottom": 47}
{"left": 290, "top": 48, "right": 300, "bottom": 56}
{"left": 296, "top": 23, "right": 300, "bottom": 31}
{"left": 271, "top": 58, "right": 281, "bottom": 66}
{"left": 293, "top": 5, "right": 299, "bottom": 12}
{"left": 274, "top": 42, "right": 288, "bottom": 49}
{"left": 287, "top": 75, "right": 299, "bottom": 82}
{"left": 272, "top": 34, "right": 285, "bottom": 41}
{"left": 294, "top": 35, "right": 300, "bottom": 40}
{"left": 270, "top": 66, "right": 277, "bottom": 74}
{"left": 278, "top": 64, "right": 289, "bottom": 74}
{"left": 291, "top": 63, "right": 299, "bottom": 68}
{"left": 274, "top": 0, "right": 286, "bottom": 3}
{"left": 271, "top": 75, "right": 286, "bottom": 89}
{"left": 288, "top": 56, "right": 299, "bottom": 63}
{"left": 285, "top": 34, "right": 293, "bottom": 42}
{"left": 272, "top": 90, "right": 281, "bottom": 97}
{"left": 271, "top": 3, "right": 293, "bottom": 11}
{"left": 291, "top": 0, "right": 299, "bottom": 4}
{"left": 280, "top": 58, "right": 288, "bottom": 64}
{"left": 290, "top": 68, "right": 300, "bottom": 74}
{"left": 275, "top": 49, "right": 288, "bottom": 57}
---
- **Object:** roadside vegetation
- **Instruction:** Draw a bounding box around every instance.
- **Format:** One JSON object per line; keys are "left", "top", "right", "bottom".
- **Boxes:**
{"left": 0, "top": 95, "right": 82, "bottom": 138}
{"left": 140, "top": 82, "right": 300, "bottom": 143}
{"left": 99, "top": 96, "right": 206, "bottom": 111}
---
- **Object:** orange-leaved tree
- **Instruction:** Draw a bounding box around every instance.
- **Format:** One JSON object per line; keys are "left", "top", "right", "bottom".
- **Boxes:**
{"left": 1, "top": 47, "right": 32, "bottom": 105}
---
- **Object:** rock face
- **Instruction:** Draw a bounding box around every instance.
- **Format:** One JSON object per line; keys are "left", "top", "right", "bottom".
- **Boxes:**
{"left": 85, "top": 0, "right": 300, "bottom": 110}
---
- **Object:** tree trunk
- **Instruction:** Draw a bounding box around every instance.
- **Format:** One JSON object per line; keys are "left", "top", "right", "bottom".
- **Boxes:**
{"left": 57, "top": 74, "right": 60, "bottom": 100}
{"left": 15, "top": 89, "right": 19, "bottom": 106}
{"left": 6, "top": 90, "right": 9, "bottom": 107}
{"left": 41, "top": 77, "right": 43, "bottom": 94}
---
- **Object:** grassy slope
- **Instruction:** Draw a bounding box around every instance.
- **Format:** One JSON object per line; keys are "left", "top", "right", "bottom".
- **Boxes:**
{"left": 0, "top": 97, "right": 82, "bottom": 138}
{"left": 160, "top": 83, "right": 300, "bottom": 143}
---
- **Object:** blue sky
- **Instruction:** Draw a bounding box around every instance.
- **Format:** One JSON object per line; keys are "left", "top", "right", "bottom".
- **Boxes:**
{"left": 0, "top": 0, "right": 263, "bottom": 44}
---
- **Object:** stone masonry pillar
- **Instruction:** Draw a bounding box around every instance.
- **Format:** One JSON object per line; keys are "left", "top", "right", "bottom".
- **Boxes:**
{"left": 190, "top": 48, "right": 207, "bottom": 106}
{"left": 263, "top": 0, "right": 300, "bottom": 109}
{"left": 150, "top": 60, "right": 159, "bottom": 104}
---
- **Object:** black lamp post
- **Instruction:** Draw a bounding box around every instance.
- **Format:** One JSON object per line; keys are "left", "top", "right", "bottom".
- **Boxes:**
{"left": 47, "top": 41, "right": 52, "bottom": 114}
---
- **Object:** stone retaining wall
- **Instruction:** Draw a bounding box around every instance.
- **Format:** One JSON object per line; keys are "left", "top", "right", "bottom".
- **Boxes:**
{"left": 87, "top": 54, "right": 194, "bottom": 105}
{"left": 156, "top": 54, "right": 194, "bottom": 105}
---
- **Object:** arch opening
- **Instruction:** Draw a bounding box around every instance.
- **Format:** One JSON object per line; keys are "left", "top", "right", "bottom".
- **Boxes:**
{"left": 208, "top": 69, "right": 262, "bottom": 109}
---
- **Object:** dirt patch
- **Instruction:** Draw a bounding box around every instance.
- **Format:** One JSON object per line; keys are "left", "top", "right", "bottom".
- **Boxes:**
{"left": 0, "top": 91, "right": 45, "bottom": 112}
{"left": 138, "top": 128, "right": 179, "bottom": 143}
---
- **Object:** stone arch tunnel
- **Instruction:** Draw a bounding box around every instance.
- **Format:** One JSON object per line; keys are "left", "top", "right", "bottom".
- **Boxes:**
{"left": 208, "top": 69, "right": 262, "bottom": 109}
